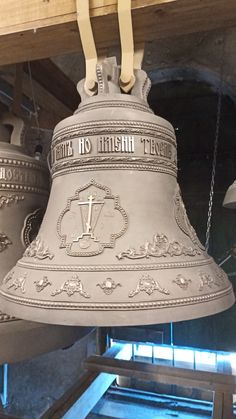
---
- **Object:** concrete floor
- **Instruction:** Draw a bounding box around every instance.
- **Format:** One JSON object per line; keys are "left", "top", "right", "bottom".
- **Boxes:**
{"left": 0, "top": 329, "right": 96, "bottom": 418}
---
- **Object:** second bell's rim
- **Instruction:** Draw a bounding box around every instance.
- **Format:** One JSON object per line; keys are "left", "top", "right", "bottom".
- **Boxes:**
{"left": 223, "top": 180, "right": 236, "bottom": 209}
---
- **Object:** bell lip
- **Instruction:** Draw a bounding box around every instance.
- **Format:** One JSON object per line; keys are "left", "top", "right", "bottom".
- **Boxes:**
{"left": 1, "top": 286, "right": 234, "bottom": 327}
{"left": 0, "top": 317, "right": 93, "bottom": 364}
{"left": 52, "top": 93, "right": 175, "bottom": 136}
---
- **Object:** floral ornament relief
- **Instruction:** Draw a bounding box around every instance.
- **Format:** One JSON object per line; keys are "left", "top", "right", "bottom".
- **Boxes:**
{"left": 173, "top": 274, "right": 192, "bottom": 290}
{"left": 0, "top": 195, "right": 25, "bottom": 209}
{"left": 174, "top": 189, "right": 205, "bottom": 251}
{"left": 24, "top": 237, "right": 54, "bottom": 260}
{"left": 34, "top": 277, "right": 52, "bottom": 293}
{"left": 129, "top": 274, "right": 170, "bottom": 298}
{"left": 97, "top": 278, "right": 121, "bottom": 295}
{"left": 117, "top": 233, "right": 201, "bottom": 261}
{"left": 199, "top": 272, "right": 221, "bottom": 291}
{"left": 4, "top": 271, "right": 14, "bottom": 284}
{"left": 214, "top": 266, "right": 226, "bottom": 284}
{"left": 7, "top": 273, "right": 27, "bottom": 294}
{"left": 0, "top": 233, "right": 12, "bottom": 252}
{"left": 51, "top": 275, "right": 90, "bottom": 298}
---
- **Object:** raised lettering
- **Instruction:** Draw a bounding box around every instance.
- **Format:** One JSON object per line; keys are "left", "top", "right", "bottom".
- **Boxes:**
{"left": 141, "top": 138, "right": 150, "bottom": 154}
{"left": 78, "top": 138, "right": 92, "bottom": 155}
{"left": 0, "top": 167, "right": 6, "bottom": 180}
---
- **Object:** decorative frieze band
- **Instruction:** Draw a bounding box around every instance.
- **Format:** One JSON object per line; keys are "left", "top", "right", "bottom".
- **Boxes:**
{"left": 53, "top": 120, "right": 176, "bottom": 147}
{"left": 0, "top": 285, "right": 232, "bottom": 312}
{"left": 0, "top": 158, "right": 48, "bottom": 194}
{"left": 51, "top": 133, "right": 177, "bottom": 177}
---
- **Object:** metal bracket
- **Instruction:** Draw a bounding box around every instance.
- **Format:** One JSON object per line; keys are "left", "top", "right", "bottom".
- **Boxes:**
{"left": 0, "top": 364, "right": 8, "bottom": 408}
{"left": 0, "top": 112, "right": 25, "bottom": 147}
{"left": 218, "top": 244, "right": 236, "bottom": 267}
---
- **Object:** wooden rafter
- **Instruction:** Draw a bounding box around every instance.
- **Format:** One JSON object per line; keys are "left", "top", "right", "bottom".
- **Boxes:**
{"left": 0, "top": 0, "right": 236, "bottom": 65}
{"left": 0, "top": 58, "right": 79, "bottom": 128}
{"left": 23, "top": 59, "right": 79, "bottom": 111}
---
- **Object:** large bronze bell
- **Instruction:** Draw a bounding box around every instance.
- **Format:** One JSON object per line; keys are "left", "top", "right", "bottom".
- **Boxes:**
{"left": 223, "top": 180, "right": 236, "bottom": 209}
{"left": 0, "top": 113, "right": 90, "bottom": 364}
{"left": 0, "top": 63, "right": 234, "bottom": 327}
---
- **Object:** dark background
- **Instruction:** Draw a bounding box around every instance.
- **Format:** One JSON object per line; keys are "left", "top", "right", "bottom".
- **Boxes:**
{"left": 112, "top": 79, "right": 236, "bottom": 352}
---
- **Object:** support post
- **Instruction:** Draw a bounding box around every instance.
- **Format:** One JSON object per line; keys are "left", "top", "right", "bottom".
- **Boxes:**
{"left": 0, "top": 364, "right": 8, "bottom": 408}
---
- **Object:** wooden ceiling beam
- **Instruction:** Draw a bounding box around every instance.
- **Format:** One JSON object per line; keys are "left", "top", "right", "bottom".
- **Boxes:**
{"left": 23, "top": 59, "right": 79, "bottom": 111}
{"left": 0, "top": 0, "right": 236, "bottom": 65}
{"left": 0, "top": 63, "right": 74, "bottom": 129}
{"left": 0, "top": 66, "right": 70, "bottom": 117}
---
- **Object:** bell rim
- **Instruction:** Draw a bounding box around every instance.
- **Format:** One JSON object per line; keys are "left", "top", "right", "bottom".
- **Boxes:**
{"left": 0, "top": 285, "right": 234, "bottom": 327}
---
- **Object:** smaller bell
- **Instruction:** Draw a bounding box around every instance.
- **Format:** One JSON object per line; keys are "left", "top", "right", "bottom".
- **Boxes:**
{"left": 223, "top": 180, "right": 236, "bottom": 209}
{"left": 0, "top": 113, "right": 92, "bottom": 364}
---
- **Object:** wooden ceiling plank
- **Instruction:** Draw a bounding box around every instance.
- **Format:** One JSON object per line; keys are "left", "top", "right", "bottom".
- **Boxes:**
{"left": 0, "top": 66, "right": 71, "bottom": 118}
{"left": 0, "top": 1, "right": 170, "bottom": 31}
{"left": 0, "top": 1, "right": 236, "bottom": 65}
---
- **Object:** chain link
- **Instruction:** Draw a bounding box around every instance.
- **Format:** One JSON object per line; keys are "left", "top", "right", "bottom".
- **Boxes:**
{"left": 27, "top": 62, "right": 40, "bottom": 137}
{"left": 205, "top": 36, "right": 225, "bottom": 251}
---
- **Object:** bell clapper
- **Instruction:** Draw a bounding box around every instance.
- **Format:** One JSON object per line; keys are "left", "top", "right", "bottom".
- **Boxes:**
{"left": 34, "top": 143, "right": 43, "bottom": 161}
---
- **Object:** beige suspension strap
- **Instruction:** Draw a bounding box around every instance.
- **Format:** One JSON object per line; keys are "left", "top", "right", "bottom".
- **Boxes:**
{"left": 76, "top": 0, "right": 144, "bottom": 94}
{"left": 76, "top": 0, "right": 98, "bottom": 96}
{"left": 118, "top": 0, "right": 135, "bottom": 92}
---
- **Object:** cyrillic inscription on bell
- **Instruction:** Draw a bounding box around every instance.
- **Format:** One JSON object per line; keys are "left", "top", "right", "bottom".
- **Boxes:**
{"left": 0, "top": 114, "right": 49, "bottom": 282}
{"left": 0, "top": 61, "right": 234, "bottom": 327}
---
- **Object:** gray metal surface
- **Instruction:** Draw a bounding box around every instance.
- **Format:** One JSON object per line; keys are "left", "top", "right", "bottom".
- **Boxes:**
{"left": 0, "top": 112, "right": 92, "bottom": 364}
{"left": 1, "top": 62, "right": 234, "bottom": 326}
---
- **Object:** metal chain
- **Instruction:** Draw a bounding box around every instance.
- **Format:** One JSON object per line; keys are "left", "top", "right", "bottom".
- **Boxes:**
{"left": 205, "top": 36, "right": 225, "bottom": 251}
{"left": 27, "top": 62, "right": 40, "bottom": 137}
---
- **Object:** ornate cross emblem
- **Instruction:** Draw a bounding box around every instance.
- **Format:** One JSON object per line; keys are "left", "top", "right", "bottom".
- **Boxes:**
{"left": 57, "top": 180, "right": 128, "bottom": 256}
